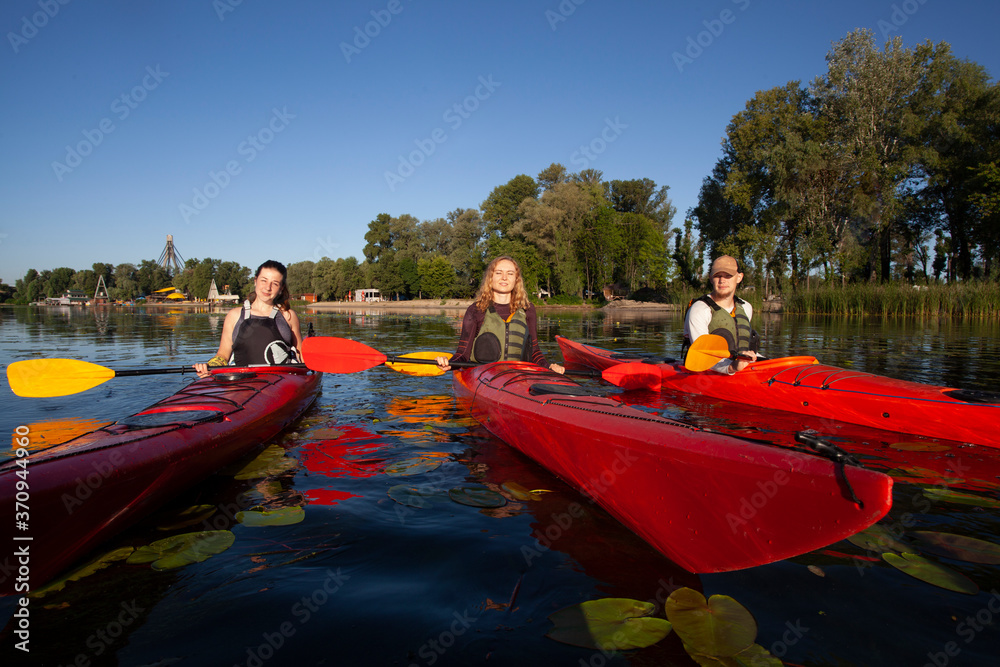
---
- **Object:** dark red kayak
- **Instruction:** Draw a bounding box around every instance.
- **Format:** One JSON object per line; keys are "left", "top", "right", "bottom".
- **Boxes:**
{"left": 0, "top": 366, "right": 320, "bottom": 594}
{"left": 557, "top": 335, "right": 1000, "bottom": 449}
{"left": 453, "top": 361, "right": 892, "bottom": 573}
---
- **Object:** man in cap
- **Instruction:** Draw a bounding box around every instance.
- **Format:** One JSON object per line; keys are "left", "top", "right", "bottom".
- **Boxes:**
{"left": 682, "top": 255, "right": 758, "bottom": 374}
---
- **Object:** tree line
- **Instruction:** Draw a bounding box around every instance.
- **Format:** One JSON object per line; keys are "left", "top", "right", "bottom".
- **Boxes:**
{"left": 693, "top": 29, "right": 999, "bottom": 293}
{"left": 6, "top": 30, "right": 995, "bottom": 306}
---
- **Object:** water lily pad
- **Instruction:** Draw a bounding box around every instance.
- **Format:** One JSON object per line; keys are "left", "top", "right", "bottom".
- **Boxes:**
{"left": 31, "top": 547, "right": 134, "bottom": 597}
{"left": 910, "top": 531, "right": 1000, "bottom": 564}
{"left": 685, "top": 642, "right": 782, "bottom": 666}
{"left": 889, "top": 441, "right": 951, "bottom": 452}
{"left": 664, "top": 587, "right": 756, "bottom": 657}
{"left": 449, "top": 484, "right": 507, "bottom": 508}
{"left": 310, "top": 428, "right": 345, "bottom": 440}
{"left": 233, "top": 445, "right": 298, "bottom": 480}
{"left": 922, "top": 487, "right": 1000, "bottom": 509}
{"left": 384, "top": 456, "right": 444, "bottom": 476}
{"left": 882, "top": 552, "right": 978, "bottom": 594}
{"left": 156, "top": 504, "right": 217, "bottom": 531}
{"left": 342, "top": 409, "right": 375, "bottom": 416}
{"left": 236, "top": 506, "right": 305, "bottom": 526}
{"left": 127, "top": 530, "right": 236, "bottom": 571}
{"left": 546, "top": 598, "right": 672, "bottom": 650}
{"left": 846, "top": 524, "right": 909, "bottom": 554}
{"left": 501, "top": 481, "right": 551, "bottom": 501}
{"left": 387, "top": 484, "right": 451, "bottom": 508}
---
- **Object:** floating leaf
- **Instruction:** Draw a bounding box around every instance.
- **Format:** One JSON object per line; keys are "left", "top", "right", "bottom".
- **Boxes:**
{"left": 501, "top": 481, "right": 551, "bottom": 501}
{"left": 384, "top": 456, "right": 444, "bottom": 476}
{"left": 807, "top": 565, "right": 826, "bottom": 577}
{"left": 236, "top": 506, "right": 305, "bottom": 527}
{"left": 846, "top": 524, "right": 909, "bottom": 554}
{"left": 889, "top": 441, "right": 951, "bottom": 452}
{"left": 546, "top": 598, "right": 672, "bottom": 650}
{"left": 664, "top": 588, "right": 756, "bottom": 658}
{"left": 387, "top": 484, "right": 451, "bottom": 508}
{"left": 449, "top": 485, "right": 507, "bottom": 508}
{"left": 910, "top": 532, "right": 1000, "bottom": 564}
{"left": 922, "top": 487, "right": 1000, "bottom": 509}
{"left": 232, "top": 445, "right": 298, "bottom": 480}
{"left": 310, "top": 428, "right": 345, "bottom": 440}
{"left": 127, "top": 530, "right": 235, "bottom": 571}
{"left": 30, "top": 547, "right": 134, "bottom": 597}
{"left": 156, "top": 504, "right": 217, "bottom": 531}
{"left": 685, "top": 642, "right": 782, "bottom": 667}
{"left": 342, "top": 409, "right": 375, "bottom": 416}
{"left": 882, "top": 552, "right": 978, "bottom": 594}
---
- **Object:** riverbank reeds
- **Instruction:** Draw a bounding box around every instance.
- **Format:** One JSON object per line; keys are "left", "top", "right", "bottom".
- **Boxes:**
{"left": 780, "top": 283, "right": 1000, "bottom": 317}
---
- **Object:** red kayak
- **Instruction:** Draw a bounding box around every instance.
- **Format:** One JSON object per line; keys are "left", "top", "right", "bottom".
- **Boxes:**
{"left": 0, "top": 366, "right": 321, "bottom": 594}
{"left": 452, "top": 361, "right": 892, "bottom": 573}
{"left": 557, "top": 335, "right": 1000, "bottom": 449}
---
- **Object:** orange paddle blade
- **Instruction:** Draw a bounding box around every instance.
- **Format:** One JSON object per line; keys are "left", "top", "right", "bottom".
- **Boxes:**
{"left": 7, "top": 359, "right": 117, "bottom": 397}
{"left": 683, "top": 334, "right": 733, "bottom": 372}
{"left": 386, "top": 351, "right": 451, "bottom": 377}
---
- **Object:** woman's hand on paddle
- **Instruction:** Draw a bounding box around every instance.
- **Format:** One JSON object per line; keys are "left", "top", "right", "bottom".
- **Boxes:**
{"left": 193, "top": 363, "right": 211, "bottom": 378}
{"left": 549, "top": 363, "right": 565, "bottom": 375}
{"left": 435, "top": 355, "right": 452, "bottom": 372}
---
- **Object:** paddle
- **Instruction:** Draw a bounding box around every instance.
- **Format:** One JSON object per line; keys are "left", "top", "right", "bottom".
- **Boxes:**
{"left": 684, "top": 334, "right": 756, "bottom": 373}
{"left": 300, "top": 337, "right": 662, "bottom": 390}
{"left": 5, "top": 359, "right": 306, "bottom": 398}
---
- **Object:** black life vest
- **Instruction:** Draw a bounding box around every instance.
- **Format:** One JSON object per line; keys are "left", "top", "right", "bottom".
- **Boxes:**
{"left": 231, "top": 301, "right": 297, "bottom": 366}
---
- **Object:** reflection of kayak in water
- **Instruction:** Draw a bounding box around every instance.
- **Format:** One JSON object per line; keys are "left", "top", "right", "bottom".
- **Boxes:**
{"left": 0, "top": 366, "right": 320, "bottom": 593}
{"left": 557, "top": 335, "right": 1000, "bottom": 449}
{"left": 452, "top": 361, "right": 892, "bottom": 574}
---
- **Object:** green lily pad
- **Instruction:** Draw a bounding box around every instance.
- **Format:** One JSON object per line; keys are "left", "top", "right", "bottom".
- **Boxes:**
{"left": 664, "top": 588, "right": 756, "bottom": 658}
{"left": 384, "top": 456, "right": 444, "bottom": 476}
{"left": 233, "top": 445, "right": 298, "bottom": 480}
{"left": 127, "top": 530, "right": 236, "bottom": 571}
{"left": 845, "top": 524, "right": 909, "bottom": 554}
{"left": 685, "top": 642, "right": 782, "bottom": 667}
{"left": 449, "top": 485, "right": 507, "bottom": 508}
{"left": 501, "top": 481, "right": 551, "bottom": 501}
{"left": 546, "top": 598, "right": 672, "bottom": 650}
{"left": 882, "top": 552, "right": 979, "bottom": 594}
{"left": 387, "top": 484, "right": 451, "bottom": 508}
{"left": 922, "top": 487, "right": 1000, "bottom": 509}
{"left": 910, "top": 531, "right": 1000, "bottom": 564}
{"left": 889, "top": 441, "right": 951, "bottom": 452}
{"left": 30, "top": 547, "right": 135, "bottom": 597}
{"left": 156, "top": 504, "right": 217, "bottom": 531}
{"left": 236, "top": 506, "right": 305, "bottom": 527}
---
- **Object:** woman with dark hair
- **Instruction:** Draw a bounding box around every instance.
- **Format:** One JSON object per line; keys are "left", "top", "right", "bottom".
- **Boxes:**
{"left": 436, "top": 255, "right": 564, "bottom": 373}
{"left": 193, "top": 260, "right": 303, "bottom": 376}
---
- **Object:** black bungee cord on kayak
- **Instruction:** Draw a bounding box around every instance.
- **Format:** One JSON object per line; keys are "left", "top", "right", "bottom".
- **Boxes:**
{"left": 795, "top": 431, "right": 865, "bottom": 508}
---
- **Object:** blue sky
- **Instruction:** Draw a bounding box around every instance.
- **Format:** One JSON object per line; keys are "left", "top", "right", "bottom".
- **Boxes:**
{"left": 2, "top": 0, "right": 998, "bottom": 285}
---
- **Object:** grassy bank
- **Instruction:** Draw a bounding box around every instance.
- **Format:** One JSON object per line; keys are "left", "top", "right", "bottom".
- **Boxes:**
{"left": 780, "top": 283, "right": 1000, "bottom": 317}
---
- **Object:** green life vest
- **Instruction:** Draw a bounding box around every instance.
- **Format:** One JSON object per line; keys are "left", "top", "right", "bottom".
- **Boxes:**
{"left": 683, "top": 295, "right": 756, "bottom": 356}
{"left": 470, "top": 306, "right": 528, "bottom": 363}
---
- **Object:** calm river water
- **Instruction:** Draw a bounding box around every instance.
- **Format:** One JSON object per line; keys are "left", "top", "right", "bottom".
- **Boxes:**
{"left": 1, "top": 305, "right": 999, "bottom": 666}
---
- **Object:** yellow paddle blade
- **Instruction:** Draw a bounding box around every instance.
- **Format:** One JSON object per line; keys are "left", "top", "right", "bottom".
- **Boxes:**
{"left": 385, "top": 351, "right": 450, "bottom": 377}
{"left": 7, "top": 359, "right": 117, "bottom": 397}
{"left": 683, "top": 335, "right": 733, "bottom": 373}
